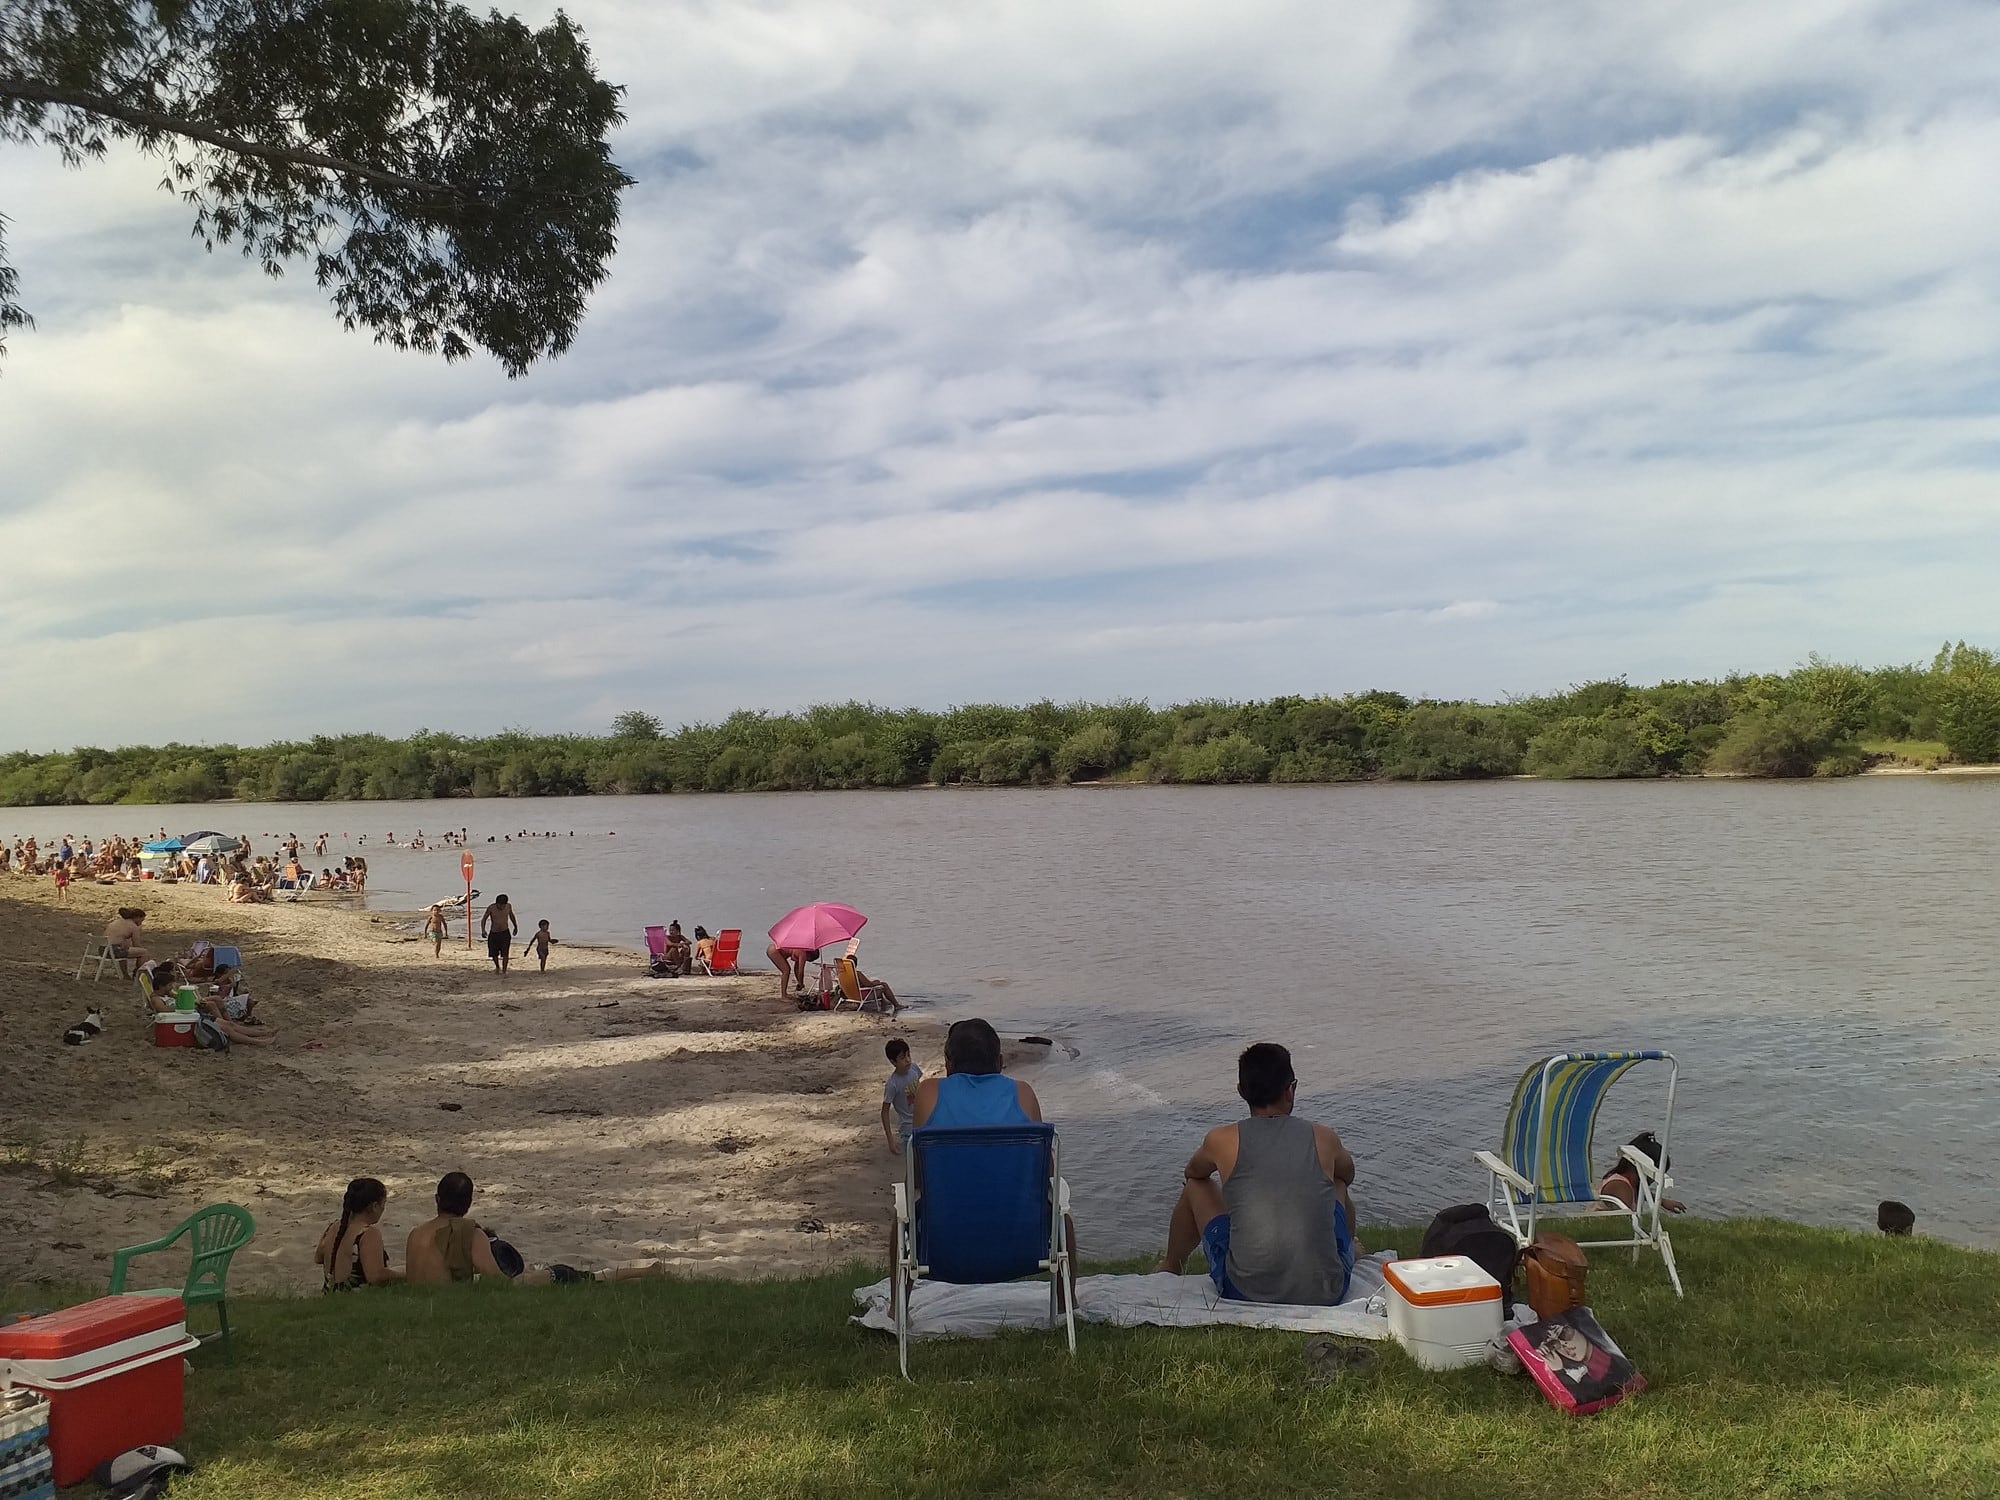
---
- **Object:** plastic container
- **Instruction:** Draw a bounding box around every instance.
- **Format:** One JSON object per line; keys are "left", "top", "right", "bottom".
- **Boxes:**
{"left": 173, "top": 986, "right": 199, "bottom": 1012}
{"left": 1383, "top": 1255, "right": 1503, "bottom": 1370}
{"left": 0, "top": 1388, "right": 54, "bottom": 1500}
{"left": 151, "top": 1013, "right": 197, "bottom": 1049}
{"left": 0, "top": 1295, "right": 195, "bottom": 1488}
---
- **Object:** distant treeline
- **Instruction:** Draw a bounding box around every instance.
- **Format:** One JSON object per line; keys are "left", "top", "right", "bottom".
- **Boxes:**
{"left": 6, "top": 644, "right": 2000, "bottom": 806}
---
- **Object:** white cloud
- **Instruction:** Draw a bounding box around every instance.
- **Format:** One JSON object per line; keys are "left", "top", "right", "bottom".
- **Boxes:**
{"left": 5, "top": 1, "right": 2000, "bottom": 749}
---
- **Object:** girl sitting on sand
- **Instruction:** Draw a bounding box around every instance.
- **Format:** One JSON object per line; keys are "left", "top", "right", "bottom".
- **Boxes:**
{"left": 316, "top": 1178, "right": 404, "bottom": 1291}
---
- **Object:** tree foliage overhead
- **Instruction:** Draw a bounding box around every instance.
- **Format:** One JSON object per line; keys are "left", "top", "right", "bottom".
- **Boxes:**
{"left": 0, "top": 0, "right": 632, "bottom": 373}
{"left": 2, "top": 646, "right": 1996, "bottom": 806}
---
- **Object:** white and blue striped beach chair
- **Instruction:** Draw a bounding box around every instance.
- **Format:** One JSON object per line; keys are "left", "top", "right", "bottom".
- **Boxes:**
{"left": 1473, "top": 1050, "right": 1683, "bottom": 1296}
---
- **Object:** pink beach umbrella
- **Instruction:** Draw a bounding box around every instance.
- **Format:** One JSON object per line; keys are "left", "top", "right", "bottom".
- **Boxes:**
{"left": 768, "top": 901, "right": 869, "bottom": 951}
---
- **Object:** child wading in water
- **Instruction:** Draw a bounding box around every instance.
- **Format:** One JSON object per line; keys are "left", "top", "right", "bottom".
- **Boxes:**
{"left": 525, "top": 920, "right": 558, "bottom": 972}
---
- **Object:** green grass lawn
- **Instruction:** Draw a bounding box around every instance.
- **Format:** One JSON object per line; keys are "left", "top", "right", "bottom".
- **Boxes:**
{"left": 7, "top": 1220, "right": 1998, "bottom": 1499}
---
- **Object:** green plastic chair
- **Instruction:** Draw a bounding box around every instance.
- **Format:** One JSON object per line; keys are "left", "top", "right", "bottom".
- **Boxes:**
{"left": 108, "top": 1203, "right": 257, "bottom": 1361}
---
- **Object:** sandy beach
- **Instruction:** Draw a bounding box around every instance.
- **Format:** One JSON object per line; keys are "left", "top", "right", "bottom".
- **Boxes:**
{"left": 0, "top": 875, "right": 934, "bottom": 1293}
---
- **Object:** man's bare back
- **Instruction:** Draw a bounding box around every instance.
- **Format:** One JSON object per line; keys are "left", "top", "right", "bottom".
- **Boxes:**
{"left": 405, "top": 1213, "right": 506, "bottom": 1285}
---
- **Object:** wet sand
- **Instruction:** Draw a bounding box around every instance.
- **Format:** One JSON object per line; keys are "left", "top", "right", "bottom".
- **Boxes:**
{"left": 0, "top": 876, "right": 934, "bottom": 1292}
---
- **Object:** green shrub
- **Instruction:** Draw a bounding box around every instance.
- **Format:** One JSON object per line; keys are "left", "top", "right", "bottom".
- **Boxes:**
{"left": 976, "top": 736, "right": 1047, "bottom": 786}
{"left": 1170, "top": 733, "right": 1271, "bottom": 784}
{"left": 1378, "top": 705, "right": 1529, "bottom": 779}
{"left": 1523, "top": 715, "right": 1657, "bottom": 779}
{"left": 1705, "top": 707, "right": 1838, "bottom": 777}
{"left": 1053, "top": 722, "right": 1123, "bottom": 783}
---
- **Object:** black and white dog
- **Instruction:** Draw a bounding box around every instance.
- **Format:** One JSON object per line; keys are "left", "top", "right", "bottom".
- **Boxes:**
{"left": 63, "top": 1007, "right": 106, "bottom": 1045}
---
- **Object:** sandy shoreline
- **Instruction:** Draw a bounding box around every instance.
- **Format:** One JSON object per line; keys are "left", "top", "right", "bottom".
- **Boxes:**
{"left": 1, "top": 876, "right": 936, "bottom": 1293}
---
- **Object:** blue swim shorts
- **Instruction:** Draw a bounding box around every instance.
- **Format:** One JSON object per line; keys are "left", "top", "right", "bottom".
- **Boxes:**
{"left": 1201, "top": 1200, "right": 1355, "bottom": 1303}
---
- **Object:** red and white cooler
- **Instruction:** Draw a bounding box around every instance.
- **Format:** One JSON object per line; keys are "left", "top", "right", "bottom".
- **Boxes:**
{"left": 0, "top": 1295, "right": 196, "bottom": 1488}
{"left": 152, "top": 1012, "right": 198, "bottom": 1048}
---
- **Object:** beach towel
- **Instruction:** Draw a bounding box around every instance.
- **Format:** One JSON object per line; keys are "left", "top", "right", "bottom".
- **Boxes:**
{"left": 853, "top": 1251, "right": 1398, "bottom": 1342}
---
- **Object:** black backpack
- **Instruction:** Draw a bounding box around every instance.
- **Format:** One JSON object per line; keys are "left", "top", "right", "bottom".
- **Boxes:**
{"left": 1419, "top": 1203, "right": 1520, "bottom": 1297}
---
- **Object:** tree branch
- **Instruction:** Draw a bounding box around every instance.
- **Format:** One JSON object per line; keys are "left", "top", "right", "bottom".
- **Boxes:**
{"left": 0, "top": 76, "right": 457, "bottom": 199}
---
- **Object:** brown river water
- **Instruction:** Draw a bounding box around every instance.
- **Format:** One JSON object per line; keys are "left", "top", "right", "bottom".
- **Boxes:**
{"left": 11, "top": 778, "right": 1997, "bottom": 1255}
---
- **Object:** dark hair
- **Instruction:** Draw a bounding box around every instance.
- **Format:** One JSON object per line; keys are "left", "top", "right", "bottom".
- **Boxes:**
{"left": 1878, "top": 1200, "right": 1915, "bottom": 1236}
{"left": 1237, "top": 1042, "right": 1296, "bottom": 1109}
{"left": 885, "top": 1038, "right": 910, "bottom": 1062}
{"left": 332, "top": 1176, "right": 388, "bottom": 1271}
{"left": 436, "top": 1171, "right": 475, "bottom": 1217}
{"left": 118, "top": 907, "right": 145, "bottom": 920}
{"left": 1607, "top": 1130, "right": 1670, "bottom": 1181}
{"left": 804, "top": 948, "right": 821, "bottom": 962}
{"left": 944, "top": 1018, "right": 1004, "bottom": 1076}
{"left": 694, "top": 926, "right": 710, "bottom": 940}
{"left": 495, "top": 894, "right": 509, "bottom": 904}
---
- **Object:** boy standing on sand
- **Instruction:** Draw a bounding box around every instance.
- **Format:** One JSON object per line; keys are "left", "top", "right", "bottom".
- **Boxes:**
{"left": 880, "top": 1038, "right": 923, "bottom": 1155}
{"left": 524, "top": 920, "right": 558, "bottom": 972}
{"left": 424, "top": 903, "right": 450, "bottom": 957}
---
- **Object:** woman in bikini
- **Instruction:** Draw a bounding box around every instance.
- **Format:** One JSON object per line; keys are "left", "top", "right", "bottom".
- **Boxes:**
{"left": 314, "top": 1178, "right": 404, "bottom": 1291}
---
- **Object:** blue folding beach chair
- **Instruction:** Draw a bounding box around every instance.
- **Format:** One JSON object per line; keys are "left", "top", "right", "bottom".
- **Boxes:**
{"left": 891, "top": 1124, "right": 1076, "bottom": 1380}
{"left": 1473, "top": 1051, "right": 1683, "bottom": 1295}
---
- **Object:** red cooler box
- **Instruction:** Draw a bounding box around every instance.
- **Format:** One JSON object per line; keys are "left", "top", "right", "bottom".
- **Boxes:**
{"left": 0, "top": 1294, "right": 195, "bottom": 1487}
{"left": 152, "top": 1012, "right": 198, "bottom": 1048}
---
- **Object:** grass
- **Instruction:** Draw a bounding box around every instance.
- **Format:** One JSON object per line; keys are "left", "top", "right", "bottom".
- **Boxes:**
{"left": 1859, "top": 739, "right": 1951, "bottom": 769}
{"left": 6, "top": 1220, "right": 1998, "bottom": 1499}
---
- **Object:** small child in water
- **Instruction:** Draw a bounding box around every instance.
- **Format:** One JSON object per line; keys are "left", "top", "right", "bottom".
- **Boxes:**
{"left": 525, "top": 920, "right": 558, "bottom": 972}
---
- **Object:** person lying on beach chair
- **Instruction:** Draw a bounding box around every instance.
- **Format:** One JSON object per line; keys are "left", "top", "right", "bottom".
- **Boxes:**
{"left": 196, "top": 966, "right": 276, "bottom": 1045}
{"left": 1152, "top": 1042, "right": 1358, "bottom": 1306}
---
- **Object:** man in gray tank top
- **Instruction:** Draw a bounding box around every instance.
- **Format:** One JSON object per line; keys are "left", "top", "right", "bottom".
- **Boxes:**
{"left": 1152, "top": 1042, "right": 1357, "bottom": 1304}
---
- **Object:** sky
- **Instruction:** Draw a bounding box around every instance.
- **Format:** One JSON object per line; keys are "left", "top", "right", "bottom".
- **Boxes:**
{"left": 5, "top": 0, "right": 2000, "bottom": 751}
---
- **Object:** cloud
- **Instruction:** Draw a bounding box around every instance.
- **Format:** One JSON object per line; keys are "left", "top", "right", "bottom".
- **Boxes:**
{"left": 4, "top": 1, "right": 2000, "bottom": 749}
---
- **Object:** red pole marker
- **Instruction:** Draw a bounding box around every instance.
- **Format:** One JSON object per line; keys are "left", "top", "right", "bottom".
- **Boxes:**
{"left": 462, "top": 853, "right": 476, "bottom": 948}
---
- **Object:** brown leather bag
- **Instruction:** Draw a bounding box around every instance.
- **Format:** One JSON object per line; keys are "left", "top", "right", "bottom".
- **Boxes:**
{"left": 1522, "top": 1231, "right": 1589, "bottom": 1318}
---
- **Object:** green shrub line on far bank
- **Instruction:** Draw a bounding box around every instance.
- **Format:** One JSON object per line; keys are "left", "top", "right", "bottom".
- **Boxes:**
{"left": 10, "top": 643, "right": 2000, "bottom": 805}
{"left": 4, "top": 1219, "right": 1997, "bottom": 1499}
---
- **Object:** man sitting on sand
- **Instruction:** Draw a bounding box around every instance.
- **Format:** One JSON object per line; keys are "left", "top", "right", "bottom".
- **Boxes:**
{"left": 406, "top": 1172, "right": 517, "bottom": 1285}
{"left": 1152, "top": 1042, "right": 1358, "bottom": 1306}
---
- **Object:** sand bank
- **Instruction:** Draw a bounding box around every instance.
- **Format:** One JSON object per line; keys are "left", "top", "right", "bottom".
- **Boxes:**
{"left": 0, "top": 876, "right": 934, "bottom": 1292}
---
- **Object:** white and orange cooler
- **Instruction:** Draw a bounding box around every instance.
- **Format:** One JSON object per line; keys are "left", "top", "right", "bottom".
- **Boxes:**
{"left": 0, "top": 1294, "right": 196, "bottom": 1488}
{"left": 1382, "top": 1255, "right": 1504, "bottom": 1370}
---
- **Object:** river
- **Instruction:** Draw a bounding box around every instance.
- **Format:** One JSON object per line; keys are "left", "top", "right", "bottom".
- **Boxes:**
{"left": 9, "top": 778, "right": 1997, "bottom": 1255}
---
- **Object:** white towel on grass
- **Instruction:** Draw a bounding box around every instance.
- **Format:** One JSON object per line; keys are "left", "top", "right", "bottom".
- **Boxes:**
{"left": 852, "top": 1250, "right": 1397, "bottom": 1341}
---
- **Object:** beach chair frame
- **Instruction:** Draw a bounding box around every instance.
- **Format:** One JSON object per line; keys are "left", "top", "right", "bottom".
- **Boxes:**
{"left": 699, "top": 929, "right": 742, "bottom": 976}
{"left": 76, "top": 940, "right": 130, "bottom": 982}
{"left": 891, "top": 1124, "right": 1076, "bottom": 1380}
{"left": 1473, "top": 1050, "right": 1683, "bottom": 1296}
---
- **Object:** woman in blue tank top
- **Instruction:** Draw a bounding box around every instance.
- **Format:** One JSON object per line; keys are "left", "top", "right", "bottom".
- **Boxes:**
{"left": 913, "top": 1018, "right": 1042, "bottom": 1127}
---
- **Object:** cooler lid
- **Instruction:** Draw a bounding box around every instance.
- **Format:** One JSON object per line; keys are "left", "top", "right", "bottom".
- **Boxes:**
{"left": 1383, "top": 1256, "right": 1502, "bottom": 1306}
{"left": 0, "top": 1294, "right": 184, "bottom": 1358}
